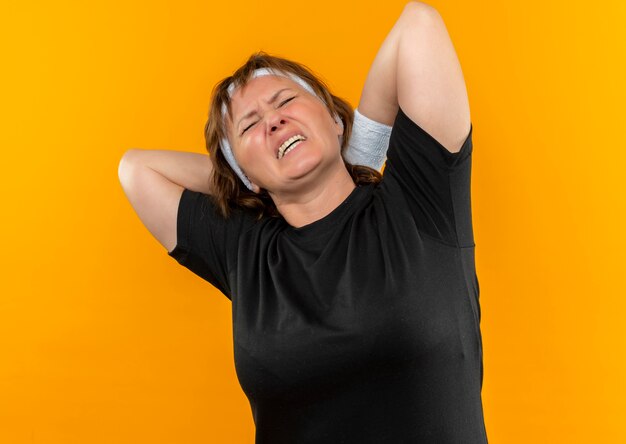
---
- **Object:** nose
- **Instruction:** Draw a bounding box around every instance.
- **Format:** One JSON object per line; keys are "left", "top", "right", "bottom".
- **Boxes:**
{"left": 267, "top": 110, "right": 287, "bottom": 133}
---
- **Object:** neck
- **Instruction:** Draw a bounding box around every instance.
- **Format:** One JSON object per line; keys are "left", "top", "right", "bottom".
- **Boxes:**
{"left": 270, "top": 166, "right": 357, "bottom": 228}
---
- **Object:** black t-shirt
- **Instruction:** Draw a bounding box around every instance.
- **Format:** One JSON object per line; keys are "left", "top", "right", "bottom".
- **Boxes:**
{"left": 168, "top": 107, "right": 487, "bottom": 443}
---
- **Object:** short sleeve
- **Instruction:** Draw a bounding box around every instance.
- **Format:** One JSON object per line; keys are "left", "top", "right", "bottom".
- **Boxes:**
{"left": 167, "top": 188, "right": 255, "bottom": 299}
{"left": 382, "top": 107, "right": 475, "bottom": 247}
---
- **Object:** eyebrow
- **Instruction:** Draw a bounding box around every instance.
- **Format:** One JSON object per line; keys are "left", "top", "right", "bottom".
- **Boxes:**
{"left": 236, "top": 87, "right": 294, "bottom": 132}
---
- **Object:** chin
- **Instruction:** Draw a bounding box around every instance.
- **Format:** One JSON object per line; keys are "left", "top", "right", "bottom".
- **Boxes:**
{"left": 280, "top": 152, "right": 326, "bottom": 180}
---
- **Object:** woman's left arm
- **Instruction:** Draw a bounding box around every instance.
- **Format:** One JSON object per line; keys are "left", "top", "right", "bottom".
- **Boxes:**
{"left": 357, "top": 1, "right": 471, "bottom": 154}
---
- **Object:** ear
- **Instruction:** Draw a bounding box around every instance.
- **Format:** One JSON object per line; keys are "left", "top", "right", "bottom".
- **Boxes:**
{"left": 249, "top": 181, "right": 262, "bottom": 194}
{"left": 334, "top": 116, "right": 344, "bottom": 137}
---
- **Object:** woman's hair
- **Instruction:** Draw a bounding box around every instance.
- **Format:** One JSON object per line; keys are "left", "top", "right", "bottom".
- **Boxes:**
{"left": 204, "top": 51, "right": 382, "bottom": 220}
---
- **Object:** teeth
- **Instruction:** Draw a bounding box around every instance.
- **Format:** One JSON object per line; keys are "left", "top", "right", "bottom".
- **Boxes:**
{"left": 278, "top": 135, "right": 306, "bottom": 159}
{"left": 282, "top": 141, "right": 303, "bottom": 158}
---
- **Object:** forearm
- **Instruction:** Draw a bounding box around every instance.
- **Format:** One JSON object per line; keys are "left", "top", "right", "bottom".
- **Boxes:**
{"left": 356, "top": 2, "right": 419, "bottom": 127}
{"left": 345, "top": 3, "right": 429, "bottom": 170}
{"left": 120, "top": 149, "right": 214, "bottom": 195}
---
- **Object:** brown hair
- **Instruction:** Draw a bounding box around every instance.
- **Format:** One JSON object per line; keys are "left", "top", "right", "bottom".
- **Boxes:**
{"left": 203, "top": 51, "right": 382, "bottom": 220}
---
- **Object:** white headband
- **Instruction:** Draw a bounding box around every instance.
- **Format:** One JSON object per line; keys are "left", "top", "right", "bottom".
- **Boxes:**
{"left": 219, "top": 67, "right": 344, "bottom": 191}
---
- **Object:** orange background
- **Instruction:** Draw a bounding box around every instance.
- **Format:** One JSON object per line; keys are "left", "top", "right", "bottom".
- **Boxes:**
{"left": 2, "top": 0, "right": 625, "bottom": 442}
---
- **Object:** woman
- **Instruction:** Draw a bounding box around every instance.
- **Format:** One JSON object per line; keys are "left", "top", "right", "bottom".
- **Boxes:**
{"left": 118, "top": 2, "right": 486, "bottom": 442}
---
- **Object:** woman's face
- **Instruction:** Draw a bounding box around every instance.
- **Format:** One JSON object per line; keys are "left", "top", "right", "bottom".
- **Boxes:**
{"left": 226, "top": 75, "right": 344, "bottom": 195}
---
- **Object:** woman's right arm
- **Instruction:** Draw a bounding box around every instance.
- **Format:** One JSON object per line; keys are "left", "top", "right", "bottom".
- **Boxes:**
{"left": 359, "top": 1, "right": 471, "bottom": 154}
{"left": 117, "top": 149, "right": 214, "bottom": 253}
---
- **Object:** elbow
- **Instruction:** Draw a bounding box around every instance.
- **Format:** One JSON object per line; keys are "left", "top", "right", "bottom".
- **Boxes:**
{"left": 400, "top": 2, "right": 443, "bottom": 36}
{"left": 403, "top": 1, "right": 440, "bottom": 18}
{"left": 118, "top": 149, "right": 141, "bottom": 189}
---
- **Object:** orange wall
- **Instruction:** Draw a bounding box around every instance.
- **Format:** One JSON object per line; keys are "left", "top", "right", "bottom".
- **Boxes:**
{"left": 1, "top": 0, "right": 625, "bottom": 442}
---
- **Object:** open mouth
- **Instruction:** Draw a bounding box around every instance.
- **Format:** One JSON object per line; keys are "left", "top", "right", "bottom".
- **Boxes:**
{"left": 280, "top": 140, "right": 305, "bottom": 159}
{"left": 277, "top": 135, "right": 306, "bottom": 159}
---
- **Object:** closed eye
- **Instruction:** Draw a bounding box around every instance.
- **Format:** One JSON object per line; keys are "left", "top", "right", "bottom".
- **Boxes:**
{"left": 280, "top": 96, "right": 296, "bottom": 107}
{"left": 241, "top": 122, "right": 255, "bottom": 134}
{"left": 241, "top": 96, "right": 297, "bottom": 135}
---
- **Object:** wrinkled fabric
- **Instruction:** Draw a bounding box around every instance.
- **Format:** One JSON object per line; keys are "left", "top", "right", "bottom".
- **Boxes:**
{"left": 169, "top": 107, "right": 487, "bottom": 443}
